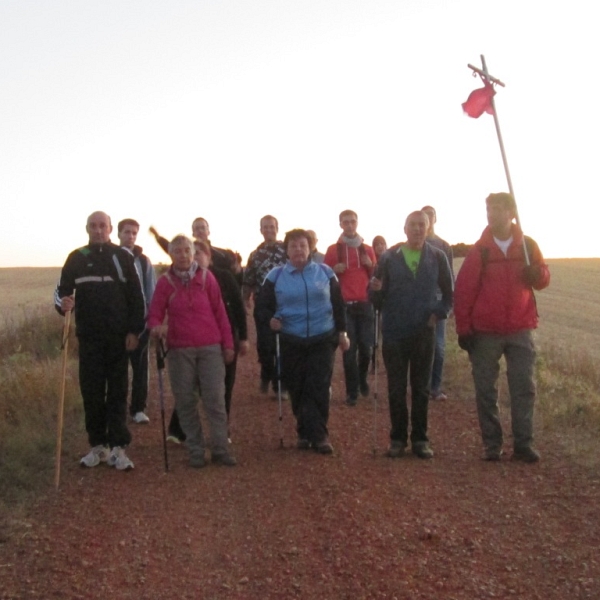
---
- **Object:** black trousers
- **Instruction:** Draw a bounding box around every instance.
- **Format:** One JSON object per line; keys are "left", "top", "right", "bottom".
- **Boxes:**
{"left": 280, "top": 331, "right": 338, "bottom": 444}
{"left": 78, "top": 334, "right": 131, "bottom": 448}
{"left": 128, "top": 329, "right": 149, "bottom": 415}
{"left": 382, "top": 326, "right": 435, "bottom": 446}
{"left": 254, "top": 309, "right": 277, "bottom": 387}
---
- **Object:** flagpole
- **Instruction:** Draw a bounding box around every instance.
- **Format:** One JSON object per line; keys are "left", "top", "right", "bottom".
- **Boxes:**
{"left": 473, "top": 54, "right": 530, "bottom": 265}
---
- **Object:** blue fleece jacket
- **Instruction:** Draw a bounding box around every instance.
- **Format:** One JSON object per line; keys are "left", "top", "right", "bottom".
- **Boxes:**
{"left": 258, "top": 261, "right": 345, "bottom": 340}
{"left": 371, "top": 241, "right": 454, "bottom": 341}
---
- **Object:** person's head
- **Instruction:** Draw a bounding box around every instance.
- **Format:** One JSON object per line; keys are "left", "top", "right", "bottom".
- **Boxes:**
{"left": 305, "top": 229, "right": 319, "bottom": 251}
{"left": 339, "top": 210, "right": 358, "bottom": 238}
{"left": 193, "top": 240, "right": 212, "bottom": 269}
{"left": 169, "top": 235, "right": 194, "bottom": 270}
{"left": 372, "top": 235, "right": 387, "bottom": 258}
{"left": 117, "top": 218, "right": 140, "bottom": 249}
{"left": 283, "top": 229, "right": 312, "bottom": 268}
{"left": 420, "top": 205, "right": 437, "bottom": 235}
{"left": 485, "top": 192, "right": 516, "bottom": 239}
{"left": 404, "top": 211, "right": 430, "bottom": 250}
{"left": 192, "top": 217, "right": 210, "bottom": 242}
{"left": 86, "top": 211, "right": 112, "bottom": 245}
{"left": 260, "top": 215, "right": 279, "bottom": 243}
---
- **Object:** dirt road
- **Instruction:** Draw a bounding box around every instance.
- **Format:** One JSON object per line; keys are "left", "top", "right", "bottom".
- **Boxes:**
{"left": 1, "top": 338, "right": 599, "bottom": 599}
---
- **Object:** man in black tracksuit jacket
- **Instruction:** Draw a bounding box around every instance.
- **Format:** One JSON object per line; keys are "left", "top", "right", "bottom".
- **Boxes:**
{"left": 55, "top": 211, "right": 145, "bottom": 469}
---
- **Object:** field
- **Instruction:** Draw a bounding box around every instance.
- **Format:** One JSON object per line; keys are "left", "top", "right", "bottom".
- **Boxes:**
{"left": 3, "top": 258, "right": 598, "bottom": 340}
{"left": 0, "top": 267, "right": 61, "bottom": 324}
{"left": 1, "top": 260, "right": 600, "bottom": 599}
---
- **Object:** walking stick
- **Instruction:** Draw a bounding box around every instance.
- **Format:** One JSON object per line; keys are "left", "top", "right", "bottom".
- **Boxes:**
{"left": 156, "top": 340, "right": 169, "bottom": 472}
{"left": 372, "top": 309, "right": 380, "bottom": 456}
{"left": 275, "top": 332, "right": 284, "bottom": 448}
{"left": 54, "top": 309, "right": 72, "bottom": 490}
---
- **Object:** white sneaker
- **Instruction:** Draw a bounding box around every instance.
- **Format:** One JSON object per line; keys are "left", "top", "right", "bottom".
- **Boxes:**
{"left": 132, "top": 411, "right": 150, "bottom": 424}
{"left": 80, "top": 445, "right": 109, "bottom": 468}
{"left": 107, "top": 446, "right": 134, "bottom": 471}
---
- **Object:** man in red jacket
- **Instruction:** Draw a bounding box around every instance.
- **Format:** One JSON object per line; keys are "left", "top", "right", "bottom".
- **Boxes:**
{"left": 324, "top": 210, "right": 376, "bottom": 406}
{"left": 454, "top": 193, "right": 550, "bottom": 462}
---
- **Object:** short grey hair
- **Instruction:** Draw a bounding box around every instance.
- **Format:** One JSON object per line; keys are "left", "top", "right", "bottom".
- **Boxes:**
{"left": 168, "top": 234, "right": 194, "bottom": 255}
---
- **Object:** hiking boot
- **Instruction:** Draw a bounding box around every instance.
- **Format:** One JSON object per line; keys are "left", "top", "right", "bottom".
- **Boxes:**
{"left": 80, "top": 445, "right": 109, "bottom": 468}
{"left": 107, "top": 446, "right": 134, "bottom": 471}
{"left": 132, "top": 411, "right": 150, "bottom": 424}
{"left": 296, "top": 438, "right": 312, "bottom": 450}
{"left": 212, "top": 453, "right": 237, "bottom": 466}
{"left": 412, "top": 441, "right": 434, "bottom": 459}
{"left": 511, "top": 447, "right": 540, "bottom": 463}
{"left": 359, "top": 380, "right": 370, "bottom": 397}
{"left": 386, "top": 441, "right": 406, "bottom": 458}
{"left": 482, "top": 448, "right": 503, "bottom": 461}
{"left": 190, "top": 453, "right": 206, "bottom": 469}
{"left": 345, "top": 395, "right": 357, "bottom": 407}
{"left": 315, "top": 441, "right": 334, "bottom": 455}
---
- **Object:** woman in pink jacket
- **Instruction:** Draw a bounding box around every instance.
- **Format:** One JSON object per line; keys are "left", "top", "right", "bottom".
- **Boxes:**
{"left": 147, "top": 235, "right": 236, "bottom": 468}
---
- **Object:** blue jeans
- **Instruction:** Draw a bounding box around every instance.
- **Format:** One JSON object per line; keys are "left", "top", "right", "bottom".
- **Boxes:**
{"left": 343, "top": 302, "right": 374, "bottom": 399}
{"left": 430, "top": 319, "right": 446, "bottom": 393}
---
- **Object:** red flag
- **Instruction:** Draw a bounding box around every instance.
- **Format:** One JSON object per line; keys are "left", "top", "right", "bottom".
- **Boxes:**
{"left": 462, "top": 82, "right": 495, "bottom": 118}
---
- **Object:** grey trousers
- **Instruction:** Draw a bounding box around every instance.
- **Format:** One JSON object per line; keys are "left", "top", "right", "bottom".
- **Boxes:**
{"left": 469, "top": 330, "right": 537, "bottom": 452}
{"left": 167, "top": 345, "right": 228, "bottom": 458}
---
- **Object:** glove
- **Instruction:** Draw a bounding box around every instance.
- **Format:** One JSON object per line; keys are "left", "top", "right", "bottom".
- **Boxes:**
{"left": 458, "top": 335, "right": 475, "bottom": 353}
{"left": 522, "top": 265, "right": 541, "bottom": 287}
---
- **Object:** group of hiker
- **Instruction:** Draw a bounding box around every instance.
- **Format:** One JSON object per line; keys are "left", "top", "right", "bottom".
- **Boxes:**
{"left": 54, "top": 191, "right": 550, "bottom": 471}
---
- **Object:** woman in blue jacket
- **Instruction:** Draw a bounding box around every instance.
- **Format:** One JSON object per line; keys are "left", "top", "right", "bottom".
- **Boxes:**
{"left": 256, "top": 229, "right": 349, "bottom": 454}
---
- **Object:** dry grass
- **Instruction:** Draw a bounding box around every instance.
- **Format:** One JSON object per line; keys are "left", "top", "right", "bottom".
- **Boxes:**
{"left": 0, "top": 304, "right": 82, "bottom": 508}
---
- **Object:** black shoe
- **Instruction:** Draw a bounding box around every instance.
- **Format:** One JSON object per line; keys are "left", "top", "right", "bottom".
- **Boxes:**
{"left": 386, "top": 442, "right": 406, "bottom": 458}
{"left": 212, "top": 453, "right": 237, "bottom": 466}
{"left": 190, "top": 453, "right": 206, "bottom": 468}
{"left": 345, "top": 396, "right": 357, "bottom": 406}
{"left": 511, "top": 447, "right": 540, "bottom": 463}
{"left": 412, "top": 441, "right": 434, "bottom": 459}
{"left": 482, "top": 448, "right": 503, "bottom": 461}
{"left": 359, "top": 380, "right": 370, "bottom": 397}
{"left": 296, "top": 438, "right": 312, "bottom": 450}
{"left": 315, "top": 441, "right": 333, "bottom": 455}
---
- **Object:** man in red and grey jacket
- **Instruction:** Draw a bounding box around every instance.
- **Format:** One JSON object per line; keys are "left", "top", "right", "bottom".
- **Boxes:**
{"left": 324, "top": 210, "right": 376, "bottom": 406}
{"left": 454, "top": 192, "right": 550, "bottom": 463}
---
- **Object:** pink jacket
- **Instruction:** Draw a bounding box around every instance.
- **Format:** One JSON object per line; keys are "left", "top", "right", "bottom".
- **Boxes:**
{"left": 454, "top": 225, "right": 550, "bottom": 336}
{"left": 147, "top": 267, "right": 234, "bottom": 350}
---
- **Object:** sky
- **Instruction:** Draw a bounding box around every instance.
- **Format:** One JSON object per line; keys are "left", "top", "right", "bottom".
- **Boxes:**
{"left": 1, "top": 0, "right": 598, "bottom": 268}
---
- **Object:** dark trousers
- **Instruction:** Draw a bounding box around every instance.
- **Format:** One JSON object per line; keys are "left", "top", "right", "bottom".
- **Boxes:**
{"left": 78, "top": 334, "right": 131, "bottom": 448}
{"left": 382, "top": 326, "right": 435, "bottom": 446}
{"left": 343, "top": 302, "right": 374, "bottom": 399}
{"left": 281, "top": 332, "right": 337, "bottom": 444}
{"left": 128, "top": 329, "right": 149, "bottom": 415}
{"left": 254, "top": 309, "right": 277, "bottom": 388}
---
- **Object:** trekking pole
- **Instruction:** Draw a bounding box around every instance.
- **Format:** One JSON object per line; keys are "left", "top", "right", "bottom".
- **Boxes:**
{"left": 275, "top": 332, "right": 284, "bottom": 448}
{"left": 54, "top": 309, "right": 72, "bottom": 490}
{"left": 372, "top": 309, "right": 380, "bottom": 456}
{"left": 156, "top": 340, "right": 169, "bottom": 472}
